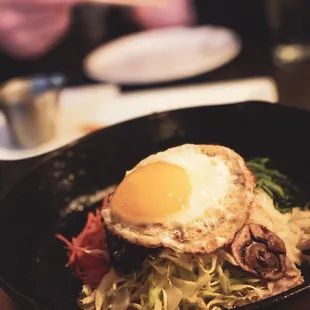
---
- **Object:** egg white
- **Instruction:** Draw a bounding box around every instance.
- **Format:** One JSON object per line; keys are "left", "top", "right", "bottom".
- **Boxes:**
{"left": 102, "top": 144, "right": 256, "bottom": 254}
{"left": 126, "top": 144, "right": 232, "bottom": 225}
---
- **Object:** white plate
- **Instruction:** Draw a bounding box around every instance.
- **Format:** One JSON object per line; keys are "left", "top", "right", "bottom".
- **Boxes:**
{"left": 84, "top": 26, "right": 242, "bottom": 85}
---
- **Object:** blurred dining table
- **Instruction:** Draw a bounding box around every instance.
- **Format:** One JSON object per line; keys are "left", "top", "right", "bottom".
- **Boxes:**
{"left": 1, "top": 1, "right": 310, "bottom": 309}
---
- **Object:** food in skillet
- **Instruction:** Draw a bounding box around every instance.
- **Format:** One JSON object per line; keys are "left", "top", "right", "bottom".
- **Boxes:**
{"left": 56, "top": 144, "right": 310, "bottom": 310}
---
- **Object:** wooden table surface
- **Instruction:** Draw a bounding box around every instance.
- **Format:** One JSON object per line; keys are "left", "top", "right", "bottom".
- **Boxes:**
{"left": 0, "top": 290, "right": 17, "bottom": 310}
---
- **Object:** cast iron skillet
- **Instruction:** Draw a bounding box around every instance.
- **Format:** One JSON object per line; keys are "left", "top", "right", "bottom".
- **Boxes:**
{"left": 0, "top": 101, "right": 309, "bottom": 310}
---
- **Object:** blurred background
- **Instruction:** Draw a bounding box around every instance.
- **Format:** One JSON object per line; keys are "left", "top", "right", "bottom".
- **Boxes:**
{"left": 1, "top": 0, "right": 270, "bottom": 83}
{"left": 1, "top": 0, "right": 309, "bottom": 107}
{"left": 2, "top": 0, "right": 310, "bottom": 164}
{"left": 1, "top": 0, "right": 310, "bottom": 157}
{"left": 1, "top": 0, "right": 310, "bottom": 155}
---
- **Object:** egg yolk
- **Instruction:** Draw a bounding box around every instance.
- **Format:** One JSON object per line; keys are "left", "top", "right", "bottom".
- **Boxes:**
{"left": 111, "top": 161, "right": 191, "bottom": 223}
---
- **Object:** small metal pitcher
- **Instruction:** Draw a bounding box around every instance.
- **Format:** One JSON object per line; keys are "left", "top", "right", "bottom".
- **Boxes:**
{"left": 0, "top": 74, "right": 65, "bottom": 149}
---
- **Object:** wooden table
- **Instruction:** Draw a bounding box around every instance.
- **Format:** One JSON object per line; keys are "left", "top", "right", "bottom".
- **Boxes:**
{"left": 0, "top": 290, "right": 16, "bottom": 310}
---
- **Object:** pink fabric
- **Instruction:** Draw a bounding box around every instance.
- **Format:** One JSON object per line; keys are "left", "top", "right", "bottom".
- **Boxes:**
{"left": 0, "top": 1, "right": 81, "bottom": 59}
{"left": 131, "top": 0, "right": 195, "bottom": 29}
{"left": 0, "top": 0, "right": 195, "bottom": 59}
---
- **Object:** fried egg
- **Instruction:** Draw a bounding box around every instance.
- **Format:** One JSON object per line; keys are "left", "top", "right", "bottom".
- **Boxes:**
{"left": 102, "top": 144, "right": 256, "bottom": 254}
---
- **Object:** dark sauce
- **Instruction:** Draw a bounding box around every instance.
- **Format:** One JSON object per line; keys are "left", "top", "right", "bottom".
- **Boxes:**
{"left": 105, "top": 228, "right": 161, "bottom": 274}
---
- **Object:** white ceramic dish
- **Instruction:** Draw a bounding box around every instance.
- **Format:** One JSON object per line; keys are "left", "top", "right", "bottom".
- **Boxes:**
{"left": 84, "top": 26, "right": 242, "bottom": 85}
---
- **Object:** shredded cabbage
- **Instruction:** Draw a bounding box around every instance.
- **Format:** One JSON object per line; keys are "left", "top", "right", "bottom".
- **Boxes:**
{"left": 80, "top": 249, "right": 268, "bottom": 310}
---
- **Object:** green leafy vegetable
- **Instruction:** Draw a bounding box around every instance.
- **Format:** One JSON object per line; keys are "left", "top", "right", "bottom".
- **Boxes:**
{"left": 246, "top": 158, "right": 302, "bottom": 213}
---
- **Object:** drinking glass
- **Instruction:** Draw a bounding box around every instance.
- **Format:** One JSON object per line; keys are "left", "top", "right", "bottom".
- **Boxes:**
{"left": 0, "top": 74, "right": 65, "bottom": 149}
{"left": 265, "top": 0, "right": 310, "bottom": 66}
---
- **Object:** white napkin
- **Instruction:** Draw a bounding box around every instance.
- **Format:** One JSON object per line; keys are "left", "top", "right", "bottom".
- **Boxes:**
{"left": 89, "top": 77, "right": 278, "bottom": 126}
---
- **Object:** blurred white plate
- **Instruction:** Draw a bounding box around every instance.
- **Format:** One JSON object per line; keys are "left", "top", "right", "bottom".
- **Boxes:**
{"left": 84, "top": 26, "right": 242, "bottom": 85}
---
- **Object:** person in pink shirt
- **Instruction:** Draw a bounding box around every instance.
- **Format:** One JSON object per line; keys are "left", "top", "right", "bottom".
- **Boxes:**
{"left": 0, "top": 0, "right": 195, "bottom": 59}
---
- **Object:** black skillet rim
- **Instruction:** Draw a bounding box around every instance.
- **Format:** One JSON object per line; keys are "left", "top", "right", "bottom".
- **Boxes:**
{"left": 0, "top": 101, "right": 309, "bottom": 310}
